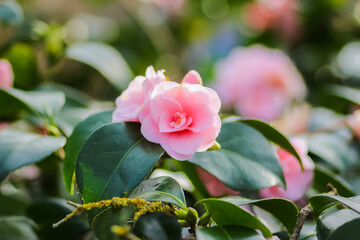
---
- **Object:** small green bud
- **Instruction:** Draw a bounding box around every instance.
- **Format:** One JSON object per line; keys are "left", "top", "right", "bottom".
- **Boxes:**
{"left": 178, "top": 220, "right": 191, "bottom": 228}
{"left": 175, "top": 209, "right": 188, "bottom": 220}
{"left": 186, "top": 207, "right": 198, "bottom": 224}
{"left": 207, "top": 141, "right": 221, "bottom": 151}
{"left": 198, "top": 212, "right": 211, "bottom": 226}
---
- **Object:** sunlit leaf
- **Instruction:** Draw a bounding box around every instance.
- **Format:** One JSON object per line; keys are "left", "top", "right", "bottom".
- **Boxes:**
{"left": 76, "top": 122, "right": 164, "bottom": 224}
{"left": 63, "top": 110, "right": 113, "bottom": 193}
{"left": 128, "top": 177, "right": 186, "bottom": 209}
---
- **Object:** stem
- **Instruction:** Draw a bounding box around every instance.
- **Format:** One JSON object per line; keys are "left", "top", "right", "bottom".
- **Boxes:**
{"left": 290, "top": 185, "right": 339, "bottom": 240}
{"left": 290, "top": 204, "right": 312, "bottom": 240}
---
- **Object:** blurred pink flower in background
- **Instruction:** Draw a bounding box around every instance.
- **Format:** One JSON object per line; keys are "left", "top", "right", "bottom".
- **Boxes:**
{"left": 0, "top": 59, "right": 13, "bottom": 89}
{"left": 140, "top": 71, "right": 221, "bottom": 160}
{"left": 214, "top": 45, "right": 306, "bottom": 121}
{"left": 113, "top": 66, "right": 166, "bottom": 123}
{"left": 243, "top": 0, "right": 301, "bottom": 41}
{"left": 347, "top": 109, "right": 360, "bottom": 138}
{"left": 273, "top": 103, "right": 311, "bottom": 135}
{"left": 259, "top": 138, "right": 315, "bottom": 201}
{"left": 197, "top": 167, "right": 239, "bottom": 196}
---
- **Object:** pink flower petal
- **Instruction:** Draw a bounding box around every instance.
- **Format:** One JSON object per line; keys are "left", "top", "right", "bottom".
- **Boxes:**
{"left": 169, "top": 130, "right": 204, "bottom": 155}
{"left": 160, "top": 142, "right": 194, "bottom": 160}
{"left": 187, "top": 103, "right": 216, "bottom": 133}
{"left": 181, "top": 70, "right": 203, "bottom": 85}
{"left": 150, "top": 95, "right": 183, "bottom": 124}
{"left": 140, "top": 115, "right": 164, "bottom": 143}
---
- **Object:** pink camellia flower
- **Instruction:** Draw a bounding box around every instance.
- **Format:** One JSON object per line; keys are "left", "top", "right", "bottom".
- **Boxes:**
{"left": 112, "top": 66, "right": 166, "bottom": 123}
{"left": 0, "top": 59, "right": 13, "bottom": 89}
{"left": 214, "top": 45, "right": 306, "bottom": 121}
{"left": 140, "top": 71, "right": 221, "bottom": 160}
{"left": 197, "top": 167, "right": 239, "bottom": 196}
{"left": 259, "top": 138, "right": 315, "bottom": 201}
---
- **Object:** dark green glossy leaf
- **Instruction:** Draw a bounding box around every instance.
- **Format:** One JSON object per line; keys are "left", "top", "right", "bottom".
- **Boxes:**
{"left": 76, "top": 122, "right": 164, "bottom": 224}
{"left": 0, "top": 130, "right": 66, "bottom": 182}
{"left": 313, "top": 166, "right": 355, "bottom": 197}
{"left": 66, "top": 42, "right": 133, "bottom": 91}
{"left": 133, "top": 213, "right": 181, "bottom": 240}
{"left": 189, "top": 122, "right": 285, "bottom": 191}
{"left": 63, "top": 110, "right": 113, "bottom": 193}
{"left": 325, "top": 218, "right": 360, "bottom": 240}
{"left": 309, "top": 194, "right": 360, "bottom": 220}
{"left": 0, "top": 216, "right": 37, "bottom": 240}
{"left": 197, "top": 198, "right": 272, "bottom": 238}
{"left": 128, "top": 177, "right": 186, "bottom": 209}
{"left": 222, "top": 197, "right": 298, "bottom": 234}
{"left": 196, "top": 226, "right": 266, "bottom": 240}
{"left": 0, "top": 88, "right": 65, "bottom": 121}
{"left": 238, "top": 119, "right": 302, "bottom": 169}
{"left": 316, "top": 209, "right": 359, "bottom": 240}
{"left": 26, "top": 198, "right": 89, "bottom": 240}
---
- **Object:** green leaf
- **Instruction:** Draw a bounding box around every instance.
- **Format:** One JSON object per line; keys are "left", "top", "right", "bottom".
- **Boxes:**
{"left": 66, "top": 42, "right": 133, "bottom": 91}
{"left": 0, "top": 216, "right": 37, "bottom": 240}
{"left": 37, "top": 82, "right": 95, "bottom": 108}
{"left": 176, "top": 161, "right": 210, "bottom": 198}
{"left": 4, "top": 43, "right": 39, "bottom": 90}
{"left": 306, "top": 133, "right": 352, "bottom": 171}
{"left": 63, "top": 110, "right": 113, "bottom": 193}
{"left": 26, "top": 198, "right": 89, "bottom": 240}
{"left": 238, "top": 119, "right": 303, "bottom": 170}
{"left": 316, "top": 209, "right": 360, "bottom": 240}
{"left": 128, "top": 177, "right": 187, "bottom": 209}
{"left": 221, "top": 197, "right": 299, "bottom": 234}
{"left": 325, "top": 218, "right": 360, "bottom": 240}
{"left": 196, "top": 226, "right": 266, "bottom": 240}
{"left": 133, "top": 213, "right": 181, "bottom": 240}
{"left": 189, "top": 121, "right": 285, "bottom": 191}
{"left": 309, "top": 194, "right": 360, "bottom": 220}
{"left": 0, "top": 130, "right": 66, "bottom": 182}
{"left": 76, "top": 122, "right": 164, "bottom": 224}
{"left": 92, "top": 206, "right": 134, "bottom": 240}
{"left": 0, "top": 88, "right": 65, "bottom": 122}
{"left": 325, "top": 84, "right": 360, "bottom": 106}
{"left": 197, "top": 198, "right": 272, "bottom": 238}
{"left": 0, "top": 1, "right": 23, "bottom": 25}
{"left": 313, "top": 166, "right": 355, "bottom": 197}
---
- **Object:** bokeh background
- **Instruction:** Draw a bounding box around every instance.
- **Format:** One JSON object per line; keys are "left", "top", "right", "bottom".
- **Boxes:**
{"left": 2, "top": 0, "right": 360, "bottom": 239}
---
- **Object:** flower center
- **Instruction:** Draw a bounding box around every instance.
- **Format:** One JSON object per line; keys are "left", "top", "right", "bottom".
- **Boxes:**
{"left": 170, "top": 112, "right": 191, "bottom": 129}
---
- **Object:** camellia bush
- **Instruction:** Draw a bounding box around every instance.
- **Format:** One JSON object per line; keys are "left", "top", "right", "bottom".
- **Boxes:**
{"left": 1, "top": 0, "right": 360, "bottom": 240}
